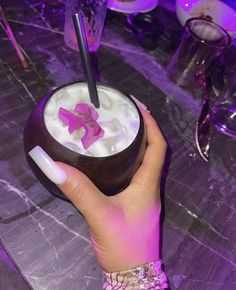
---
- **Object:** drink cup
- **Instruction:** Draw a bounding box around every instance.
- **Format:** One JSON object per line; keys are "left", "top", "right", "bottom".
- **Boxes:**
{"left": 167, "top": 18, "right": 231, "bottom": 88}
{"left": 211, "top": 70, "right": 236, "bottom": 138}
{"left": 64, "top": 0, "right": 108, "bottom": 52}
{"left": 24, "top": 82, "right": 146, "bottom": 199}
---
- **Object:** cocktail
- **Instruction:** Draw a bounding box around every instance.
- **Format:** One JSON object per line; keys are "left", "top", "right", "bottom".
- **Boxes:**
{"left": 64, "top": 0, "right": 108, "bottom": 52}
{"left": 24, "top": 12, "right": 146, "bottom": 199}
{"left": 167, "top": 18, "right": 231, "bottom": 88}
{"left": 24, "top": 82, "right": 146, "bottom": 199}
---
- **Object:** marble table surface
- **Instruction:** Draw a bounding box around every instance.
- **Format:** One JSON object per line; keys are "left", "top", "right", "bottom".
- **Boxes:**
{"left": 0, "top": 1, "right": 235, "bottom": 289}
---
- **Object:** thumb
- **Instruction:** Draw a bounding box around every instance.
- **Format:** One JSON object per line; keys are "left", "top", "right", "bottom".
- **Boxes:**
{"left": 29, "top": 146, "right": 107, "bottom": 218}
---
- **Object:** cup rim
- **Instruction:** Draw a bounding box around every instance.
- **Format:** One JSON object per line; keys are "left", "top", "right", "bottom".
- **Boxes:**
{"left": 186, "top": 17, "right": 232, "bottom": 48}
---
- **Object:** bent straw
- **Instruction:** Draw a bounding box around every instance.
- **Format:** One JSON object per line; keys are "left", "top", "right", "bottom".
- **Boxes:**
{"left": 72, "top": 13, "right": 100, "bottom": 108}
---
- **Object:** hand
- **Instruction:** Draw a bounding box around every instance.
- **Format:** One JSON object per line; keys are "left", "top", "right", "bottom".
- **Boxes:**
{"left": 56, "top": 110, "right": 167, "bottom": 272}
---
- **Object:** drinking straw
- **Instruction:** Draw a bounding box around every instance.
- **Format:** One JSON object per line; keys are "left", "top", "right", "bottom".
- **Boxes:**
{"left": 0, "top": 6, "right": 28, "bottom": 69}
{"left": 72, "top": 13, "right": 100, "bottom": 108}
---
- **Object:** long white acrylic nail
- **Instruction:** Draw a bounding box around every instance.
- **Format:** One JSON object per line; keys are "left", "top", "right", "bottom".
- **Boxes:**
{"left": 130, "top": 95, "right": 150, "bottom": 113}
{"left": 29, "top": 146, "right": 67, "bottom": 185}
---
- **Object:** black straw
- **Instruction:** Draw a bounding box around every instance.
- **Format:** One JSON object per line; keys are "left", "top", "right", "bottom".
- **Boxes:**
{"left": 72, "top": 13, "right": 100, "bottom": 108}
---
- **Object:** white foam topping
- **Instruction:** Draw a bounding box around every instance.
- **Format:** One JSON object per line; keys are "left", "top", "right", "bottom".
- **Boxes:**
{"left": 44, "top": 83, "right": 140, "bottom": 157}
{"left": 191, "top": 21, "right": 224, "bottom": 41}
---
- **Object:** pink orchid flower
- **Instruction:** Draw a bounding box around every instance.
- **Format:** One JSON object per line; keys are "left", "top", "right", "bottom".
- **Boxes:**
{"left": 59, "top": 103, "right": 104, "bottom": 150}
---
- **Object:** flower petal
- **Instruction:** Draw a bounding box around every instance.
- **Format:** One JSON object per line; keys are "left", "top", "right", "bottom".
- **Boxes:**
{"left": 75, "top": 103, "right": 99, "bottom": 120}
{"left": 82, "top": 121, "right": 104, "bottom": 149}
{"left": 59, "top": 104, "right": 104, "bottom": 150}
{"left": 59, "top": 107, "right": 84, "bottom": 134}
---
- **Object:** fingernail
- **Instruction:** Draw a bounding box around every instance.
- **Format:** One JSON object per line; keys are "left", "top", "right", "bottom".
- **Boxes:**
{"left": 130, "top": 95, "right": 150, "bottom": 113}
{"left": 29, "top": 146, "right": 67, "bottom": 185}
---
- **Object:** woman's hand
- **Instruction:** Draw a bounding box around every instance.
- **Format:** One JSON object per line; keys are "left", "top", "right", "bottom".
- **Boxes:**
{"left": 29, "top": 110, "right": 166, "bottom": 273}
{"left": 56, "top": 110, "right": 167, "bottom": 272}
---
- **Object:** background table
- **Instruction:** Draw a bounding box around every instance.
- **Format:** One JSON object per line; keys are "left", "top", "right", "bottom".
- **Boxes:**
{"left": 0, "top": 1, "right": 235, "bottom": 289}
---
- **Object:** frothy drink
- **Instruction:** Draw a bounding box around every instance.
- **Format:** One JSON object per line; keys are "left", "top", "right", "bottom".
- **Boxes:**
{"left": 44, "top": 83, "right": 140, "bottom": 157}
{"left": 192, "top": 22, "right": 223, "bottom": 41}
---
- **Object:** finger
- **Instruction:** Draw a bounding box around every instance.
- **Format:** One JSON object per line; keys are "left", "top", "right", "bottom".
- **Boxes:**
{"left": 57, "top": 162, "right": 109, "bottom": 215}
{"left": 131, "top": 111, "right": 167, "bottom": 186}
{"left": 29, "top": 146, "right": 107, "bottom": 219}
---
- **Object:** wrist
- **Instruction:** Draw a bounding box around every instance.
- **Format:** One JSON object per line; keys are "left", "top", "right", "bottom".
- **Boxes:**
{"left": 98, "top": 248, "right": 160, "bottom": 273}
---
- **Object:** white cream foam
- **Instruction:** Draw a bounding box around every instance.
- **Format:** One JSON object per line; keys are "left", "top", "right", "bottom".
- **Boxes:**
{"left": 44, "top": 83, "right": 140, "bottom": 157}
{"left": 191, "top": 21, "right": 224, "bottom": 41}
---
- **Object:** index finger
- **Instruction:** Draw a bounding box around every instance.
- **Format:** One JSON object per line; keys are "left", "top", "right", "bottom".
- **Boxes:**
{"left": 131, "top": 110, "right": 167, "bottom": 186}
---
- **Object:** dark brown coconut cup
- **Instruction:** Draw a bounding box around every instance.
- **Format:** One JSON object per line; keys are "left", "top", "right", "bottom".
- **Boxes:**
{"left": 24, "top": 82, "right": 146, "bottom": 200}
